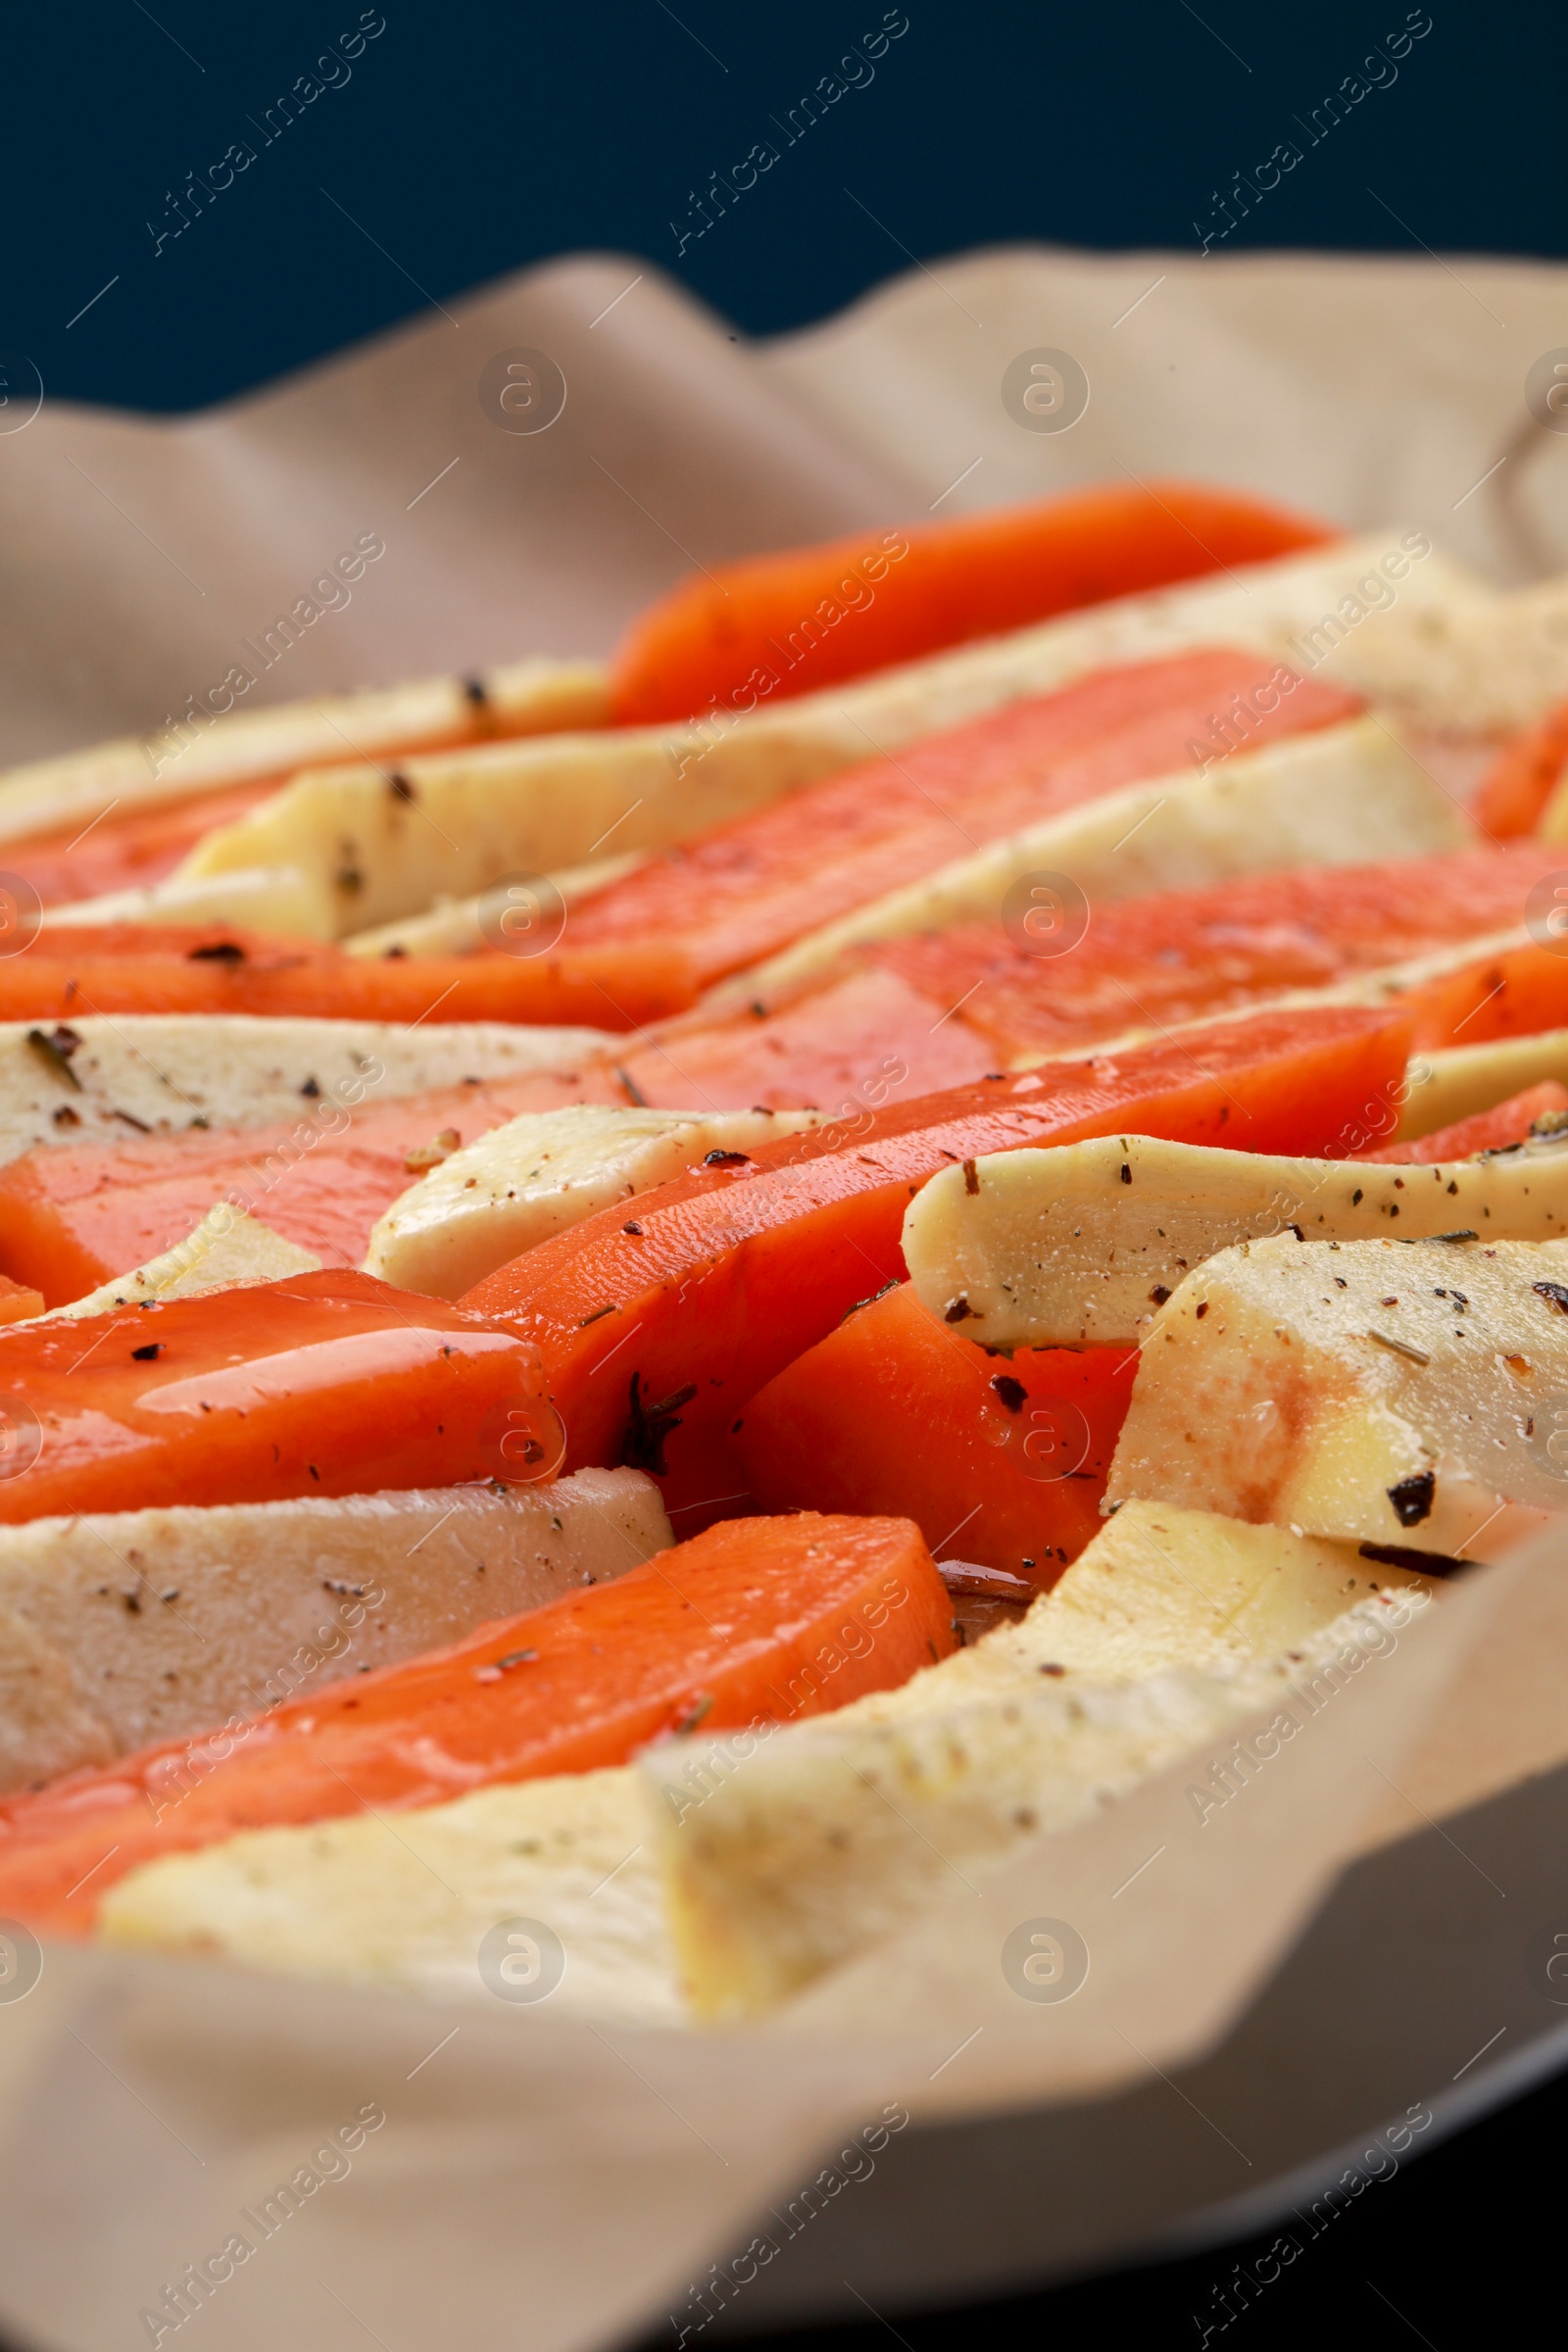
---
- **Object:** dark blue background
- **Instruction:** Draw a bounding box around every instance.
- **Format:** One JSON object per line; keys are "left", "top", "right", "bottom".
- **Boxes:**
{"left": 6, "top": 0, "right": 1561, "bottom": 414}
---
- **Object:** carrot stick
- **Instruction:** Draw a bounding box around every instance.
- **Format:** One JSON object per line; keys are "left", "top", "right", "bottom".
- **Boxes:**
{"left": 0, "top": 1269, "right": 553, "bottom": 1523}
{"left": 9, "top": 783, "right": 279, "bottom": 906}
{"left": 1358, "top": 1080, "right": 1568, "bottom": 1165}
{"left": 735, "top": 1283, "right": 1136, "bottom": 1584}
{"left": 463, "top": 1003, "right": 1413, "bottom": 1527}
{"left": 609, "top": 481, "right": 1339, "bottom": 725}
{"left": 0, "top": 925, "right": 695, "bottom": 1028}
{"left": 1472, "top": 698, "right": 1568, "bottom": 837}
{"left": 0, "top": 1512, "right": 953, "bottom": 1936}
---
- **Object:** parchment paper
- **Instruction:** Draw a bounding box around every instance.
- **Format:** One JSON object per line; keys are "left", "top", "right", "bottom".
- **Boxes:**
{"left": 3, "top": 244, "right": 1568, "bottom": 2350}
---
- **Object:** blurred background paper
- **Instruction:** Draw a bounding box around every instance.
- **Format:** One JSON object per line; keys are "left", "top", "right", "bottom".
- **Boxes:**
{"left": 6, "top": 244, "right": 1568, "bottom": 766}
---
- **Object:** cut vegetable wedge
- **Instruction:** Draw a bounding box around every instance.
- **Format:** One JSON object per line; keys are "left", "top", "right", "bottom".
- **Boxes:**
{"left": 0, "top": 657, "right": 609, "bottom": 859}
{"left": 101, "top": 1765, "right": 680, "bottom": 2020}
{"left": 1105, "top": 1233, "right": 1568, "bottom": 1551}
{"left": 0, "top": 1511, "right": 953, "bottom": 1936}
{"left": 734, "top": 1281, "right": 1134, "bottom": 1581}
{"left": 902, "top": 1129, "right": 1568, "bottom": 1348}
{"left": 42, "top": 1202, "right": 320, "bottom": 1319}
{"left": 570, "top": 651, "right": 1364, "bottom": 993}
{"left": 0, "top": 923, "right": 693, "bottom": 1029}
{"left": 644, "top": 1533, "right": 1430, "bottom": 2018}
{"left": 366, "top": 1103, "right": 825, "bottom": 1300}
{"left": 0, "top": 1012, "right": 614, "bottom": 1169}
{"left": 1361, "top": 1081, "right": 1568, "bottom": 1164}
{"left": 0, "top": 1268, "right": 552, "bottom": 1524}
{"left": 0, "top": 1064, "right": 631, "bottom": 1305}
{"left": 853, "top": 844, "right": 1562, "bottom": 1064}
{"left": 1396, "top": 1030, "right": 1568, "bottom": 1140}
{"left": 712, "top": 714, "right": 1466, "bottom": 1008}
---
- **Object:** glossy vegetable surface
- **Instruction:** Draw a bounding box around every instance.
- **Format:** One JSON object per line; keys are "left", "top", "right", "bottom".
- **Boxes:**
{"left": 0, "top": 1269, "right": 550, "bottom": 1522}
{"left": 735, "top": 1282, "right": 1136, "bottom": 1583}
{"left": 0, "top": 1069, "right": 629, "bottom": 1306}
{"left": 0, "top": 924, "right": 691, "bottom": 1028}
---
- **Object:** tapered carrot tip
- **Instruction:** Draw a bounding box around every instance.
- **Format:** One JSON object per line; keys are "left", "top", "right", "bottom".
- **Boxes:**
{"left": 1360, "top": 1080, "right": 1568, "bottom": 1165}
{"left": 1473, "top": 699, "right": 1568, "bottom": 837}
{"left": 0, "top": 1512, "right": 954, "bottom": 1936}
{"left": 609, "top": 481, "right": 1338, "bottom": 723}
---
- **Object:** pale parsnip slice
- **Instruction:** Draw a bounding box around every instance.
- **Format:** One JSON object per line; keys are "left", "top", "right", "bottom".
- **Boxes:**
{"left": 0, "top": 1013, "right": 614, "bottom": 1166}
{"left": 644, "top": 1592, "right": 1424, "bottom": 2021}
{"left": 902, "top": 1131, "right": 1568, "bottom": 1348}
{"left": 95, "top": 1497, "right": 1415, "bottom": 2013}
{"left": 1337, "top": 568, "right": 1568, "bottom": 737}
{"left": 172, "top": 713, "right": 879, "bottom": 936}
{"left": 712, "top": 716, "right": 1468, "bottom": 1007}
{"left": 366, "top": 1104, "right": 825, "bottom": 1298}
{"left": 40, "top": 1203, "right": 319, "bottom": 1320}
{"left": 100, "top": 1766, "right": 680, "bottom": 2024}
{"left": 39, "top": 864, "right": 338, "bottom": 939}
{"left": 1106, "top": 1232, "right": 1568, "bottom": 1552}
{"left": 0, "top": 657, "right": 610, "bottom": 850}
{"left": 1396, "top": 1030, "right": 1568, "bottom": 1139}
{"left": 1029, "top": 1497, "right": 1433, "bottom": 1679}
{"left": 172, "top": 534, "right": 1454, "bottom": 937}
{"left": 342, "top": 850, "right": 649, "bottom": 959}
{"left": 0, "top": 1467, "right": 668, "bottom": 1791}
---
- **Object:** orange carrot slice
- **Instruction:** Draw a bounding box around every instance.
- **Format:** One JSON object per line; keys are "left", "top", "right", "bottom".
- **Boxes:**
{"left": 0, "top": 1512, "right": 952, "bottom": 1936}
{"left": 0, "top": 925, "right": 694, "bottom": 1029}
{"left": 1473, "top": 699, "right": 1568, "bottom": 837}
{"left": 0, "top": 1066, "right": 633, "bottom": 1307}
{"left": 0, "top": 1275, "right": 43, "bottom": 1327}
{"left": 0, "top": 1269, "right": 551, "bottom": 1524}
{"left": 574, "top": 649, "right": 1357, "bottom": 989}
{"left": 610, "top": 482, "right": 1338, "bottom": 723}
{"left": 464, "top": 1003, "right": 1412, "bottom": 1527}
{"left": 861, "top": 843, "right": 1561, "bottom": 1064}
{"left": 734, "top": 1283, "right": 1135, "bottom": 1584}
{"left": 1359, "top": 1080, "right": 1568, "bottom": 1165}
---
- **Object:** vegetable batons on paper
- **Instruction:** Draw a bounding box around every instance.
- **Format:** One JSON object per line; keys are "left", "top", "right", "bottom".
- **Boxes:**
{"left": 97, "top": 1501, "right": 1427, "bottom": 2016}
{"left": 644, "top": 1503, "right": 1433, "bottom": 2019}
